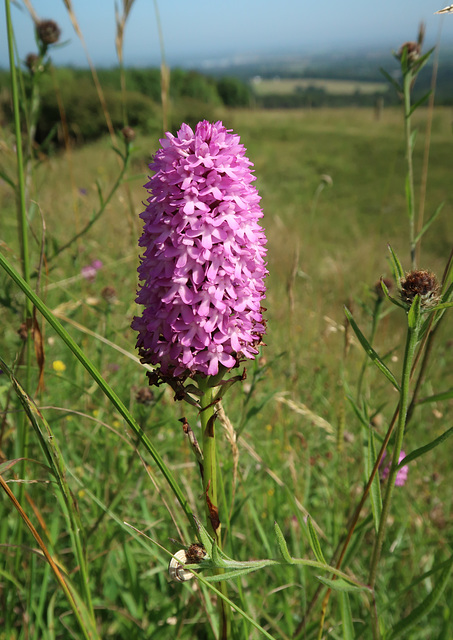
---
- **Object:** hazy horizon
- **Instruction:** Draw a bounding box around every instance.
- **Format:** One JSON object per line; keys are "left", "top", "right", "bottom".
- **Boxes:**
{"left": 1, "top": 0, "right": 453, "bottom": 70}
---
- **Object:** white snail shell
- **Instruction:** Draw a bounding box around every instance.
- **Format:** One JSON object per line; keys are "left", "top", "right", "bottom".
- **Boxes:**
{"left": 168, "top": 549, "right": 194, "bottom": 582}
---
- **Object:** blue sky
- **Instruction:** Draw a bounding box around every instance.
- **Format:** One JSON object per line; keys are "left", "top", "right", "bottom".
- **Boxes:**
{"left": 1, "top": 0, "right": 453, "bottom": 69}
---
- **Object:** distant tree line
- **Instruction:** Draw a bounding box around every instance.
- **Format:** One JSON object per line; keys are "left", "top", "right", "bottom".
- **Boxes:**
{"left": 0, "top": 66, "right": 252, "bottom": 146}
{"left": 254, "top": 88, "right": 401, "bottom": 109}
{"left": 1, "top": 60, "right": 452, "bottom": 147}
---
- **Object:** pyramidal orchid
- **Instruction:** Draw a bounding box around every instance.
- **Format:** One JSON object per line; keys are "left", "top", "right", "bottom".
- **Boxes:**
{"left": 133, "top": 120, "right": 267, "bottom": 385}
{"left": 133, "top": 121, "right": 267, "bottom": 633}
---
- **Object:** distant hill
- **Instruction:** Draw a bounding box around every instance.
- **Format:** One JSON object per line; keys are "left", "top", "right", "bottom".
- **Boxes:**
{"left": 191, "top": 47, "right": 453, "bottom": 106}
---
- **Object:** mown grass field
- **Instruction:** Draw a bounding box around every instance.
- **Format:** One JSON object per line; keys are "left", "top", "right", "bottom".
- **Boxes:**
{"left": 250, "top": 77, "right": 388, "bottom": 95}
{"left": 1, "top": 106, "right": 453, "bottom": 639}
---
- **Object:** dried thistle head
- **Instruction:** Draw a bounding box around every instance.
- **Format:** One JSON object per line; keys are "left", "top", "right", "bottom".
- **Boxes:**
{"left": 121, "top": 126, "right": 136, "bottom": 143}
{"left": 25, "top": 53, "right": 40, "bottom": 73}
{"left": 400, "top": 270, "right": 440, "bottom": 309}
{"left": 185, "top": 543, "right": 206, "bottom": 563}
{"left": 135, "top": 387, "right": 154, "bottom": 405}
{"left": 397, "top": 41, "right": 421, "bottom": 64}
{"left": 37, "top": 19, "right": 61, "bottom": 45}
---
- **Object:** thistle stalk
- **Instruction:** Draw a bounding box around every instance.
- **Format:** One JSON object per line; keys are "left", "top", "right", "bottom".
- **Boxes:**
{"left": 368, "top": 297, "right": 421, "bottom": 638}
{"left": 403, "top": 70, "right": 417, "bottom": 269}
{"left": 6, "top": 0, "right": 33, "bottom": 572}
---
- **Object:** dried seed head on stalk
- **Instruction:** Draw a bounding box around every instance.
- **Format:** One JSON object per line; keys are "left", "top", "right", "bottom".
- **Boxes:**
{"left": 25, "top": 53, "right": 40, "bottom": 73}
{"left": 400, "top": 270, "right": 440, "bottom": 309}
{"left": 397, "top": 41, "right": 421, "bottom": 63}
{"left": 36, "top": 19, "right": 61, "bottom": 46}
{"left": 121, "top": 126, "right": 136, "bottom": 143}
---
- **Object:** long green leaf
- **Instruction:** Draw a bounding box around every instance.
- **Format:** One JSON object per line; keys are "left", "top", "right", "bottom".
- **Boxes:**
{"left": 307, "top": 516, "right": 326, "bottom": 565}
{"left": 367, "top": 428, "right": 382, "bottom": 532}
{"left": 414, "top": 202, "right": 444, "bottom": 244}
{"left": 0, "top": 358, "right": 96, "bottom": 621}
{"left": 418, "top": 388, "right": 453, "bottom": 405}
{"left": 274, "top": 521, "right": 294, "bottom": 564}
{"left": 380, "top": 279, "right": 407, "bottom": 311}
{"left": 388, "top": 555, "right": 453, "bottom": 639}
{"left": 397, "top": 426, "right": 453, "bottom": 469}
{"left": 0, "top": 250, "right": 198, "bottom": 539}
{"left": 344, "top": 307, "right": 400, "bottom": 391}
{"left": 380, "top": 67, "right": 402, "bottom": 93}
{"left": 388, "top": 245, "right": 405, "bottom": 282}
{"left": 0, "top": 168, "right": 15, "bottom": 189}
{"left": 407, "top": 294, "right": 421, "bottom": 331}
{"left": 315, "top": 576, "right": 368, "bottom": 593}
{"left": 339, "top": 592, "right": 355, "bottom": 640}
{"left": 409, "top": 90, "right": 432, "bottom": 116}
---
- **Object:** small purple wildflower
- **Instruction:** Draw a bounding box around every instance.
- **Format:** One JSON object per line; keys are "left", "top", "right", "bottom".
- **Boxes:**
{"left": 133, "top": 120, "right": 267, "bottom": 381}
{"left": 81, "top": 260, "right": 103, "bottom": 282}
{"left": 81, "top": 265, "right": 97, "bottom": 281}
{"left": 380, "top": 450, "right": 409, "bottom": 486}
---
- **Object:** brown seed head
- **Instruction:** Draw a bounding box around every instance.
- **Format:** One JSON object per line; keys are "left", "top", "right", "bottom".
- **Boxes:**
{"left": 397, "top": 41, "right": 421, "bottom": 64}
{"left": 37, "top": 20, "right": 61, "bottom": 46}
{"left": 400, "top": 270, "right": 440, "bottom": 309}
{"left": 121, "top": 126, "right": 136, "bottom": 143}
{"left": 25, "top": 53, "right": 40, "bottom": 73}
{"left": 135, "top": 387, "right": 154, "bottom": 405}
{"left": 185, "top": 543, "right": 206, "bottom": 563}
{"left": 101, "top": 286, "right": 117, "bottom": 305}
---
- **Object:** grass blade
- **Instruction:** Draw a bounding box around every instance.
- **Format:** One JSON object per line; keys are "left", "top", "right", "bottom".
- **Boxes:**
{"left": 388, "top": 555, "right": 453, "bottom": 639}
{"left": 0, "top": 250, "right": 198, "bottom": 539}
{"left": 307, "top": 516, "right": 326, "bottom": 565}
{"left": 367, "top": 427, "right": 382, "bottom": 532}
{"left": 315, "top": 576, "right": 368, "bottom": 593}
{"left": 397, "top": 426, "right": 453, "bottom": 469}
{"left": 344, "top": 307, "right": 400, "bottom": 391}
{"left": 274, "top": 521, "right": 294, "bottom": 564}
{"left": 388, "top": 244, "right": 405, "bottom": 282}
{"left": 339, "top": 592, "right": 355, "bottom": 640}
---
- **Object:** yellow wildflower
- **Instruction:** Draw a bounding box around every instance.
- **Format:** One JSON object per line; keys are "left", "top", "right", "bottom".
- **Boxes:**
{"left": 52, "top": 360, "right": 66, "bottom": 373}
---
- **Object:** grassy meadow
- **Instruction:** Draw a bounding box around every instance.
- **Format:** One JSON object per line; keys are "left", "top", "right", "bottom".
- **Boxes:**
{"left": 1, "top": 103, "right": 453, "bottom": 639}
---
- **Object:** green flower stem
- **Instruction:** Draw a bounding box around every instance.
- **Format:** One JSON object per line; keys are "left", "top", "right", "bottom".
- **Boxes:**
{"left": 0, "top": 251, "right": 199, "bottom": 541}
{"left": 5, "top": 0, "right": 30, "bottom": 295}
{"left": 403, "top": 70, "right": 416, "bottom": 269}
{"left": 198, "top": 379, "right": 231, "bottom": 640}
{"left": 6, "top": 0, "right": 34, "bottom": 573}
{"left": 356, "top": 297, "right": 383, "bottom": 400}
{"left": 367, "top": 307, "right": 420, "bottom": 637}
{"left": 199, "top": 383, "right": 219, "bottom": 539}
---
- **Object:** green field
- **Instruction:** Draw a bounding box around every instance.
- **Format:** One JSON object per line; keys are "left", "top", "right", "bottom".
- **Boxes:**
{"left": 1, "top": 106, "right": 452, "bottom": 639}
{"left": 250, "top": 77, "right": 389, "bottom": 95}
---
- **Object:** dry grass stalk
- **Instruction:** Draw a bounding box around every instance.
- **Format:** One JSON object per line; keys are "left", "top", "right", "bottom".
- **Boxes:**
{"left": 275, "top": 393, "right": 335, "bottom": 436}
{"left": 62, "top": 0, "right": 116, "bottom": 143}
{"left": 217, "top": 403, "right": 239, "bottom": 510}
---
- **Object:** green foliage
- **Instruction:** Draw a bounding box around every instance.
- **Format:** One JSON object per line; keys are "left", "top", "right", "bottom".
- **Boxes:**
{"left": 1, "top": 106, "right": 452, "bottom": 639}
{"left": 217, "top": 76, "right": 252, "bottom": 107}
{"left": 35, "top": 75, "right": 157, "bottom": 144}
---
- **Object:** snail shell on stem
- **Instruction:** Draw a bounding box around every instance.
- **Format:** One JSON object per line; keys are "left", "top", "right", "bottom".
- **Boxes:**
{"left": 168, "top": 549, "right": 194, "bottom": 582}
